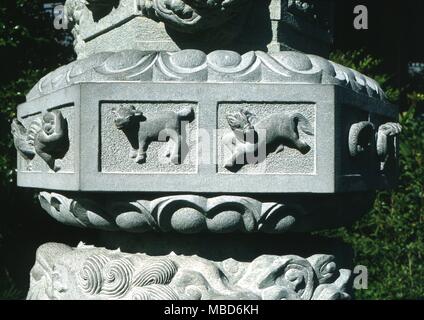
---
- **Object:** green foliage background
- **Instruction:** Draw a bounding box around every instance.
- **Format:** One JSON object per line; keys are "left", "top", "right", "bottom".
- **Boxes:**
{"left": 0, "top": 1, "right": 74, "bottom": 300}
{"left": 0, "top": 2, "right": 423, "bottom": 300}
{"left": 321, "top": 51, "right": 424, "bottom": 299}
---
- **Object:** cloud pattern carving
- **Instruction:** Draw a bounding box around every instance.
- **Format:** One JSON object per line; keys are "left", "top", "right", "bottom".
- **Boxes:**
{"left": 27, "top": 243, "right": 352, "bottom": 300}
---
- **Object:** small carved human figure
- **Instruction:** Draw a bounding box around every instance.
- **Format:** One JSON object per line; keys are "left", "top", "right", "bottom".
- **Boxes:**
{"left": 11, "top": 110, "right": 69, "bottom": 172}
{"left": 222, "top": 108, "right": 314, "bottom": 170}
{"left": 112, "top": 105, "right": 194, "bottom": 164}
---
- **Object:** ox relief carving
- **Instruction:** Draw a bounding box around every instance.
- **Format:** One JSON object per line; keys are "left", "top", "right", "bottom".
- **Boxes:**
{"left": 112, "top": 105, "right": 195, "bottom": 165}
{"left": 11, "top": 110, "right": 69, "bottom": 172}
{"left": 222, "top": 108, "right": 314, "bottom": 171}
{"left": 348, "top": 120, "right": 402, "bottom": 170}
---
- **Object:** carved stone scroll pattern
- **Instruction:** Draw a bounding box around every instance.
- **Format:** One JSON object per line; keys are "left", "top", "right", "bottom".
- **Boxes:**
{"left": 27, "top": 242, "right": 352, "bottom": 300}
{"left": 27, "top": 50, "right": 386, "bottom": 101}
{"left": 38, "top": 192, "right": 305, "bottom": 234}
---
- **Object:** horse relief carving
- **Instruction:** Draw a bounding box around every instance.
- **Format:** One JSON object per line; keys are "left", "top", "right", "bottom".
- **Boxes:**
{"left": 11, "top": 110, "right": 69, "bottom": 172}
{"left": 112, "top": 105, "right": 194, "bottom": 165}
{"left": 222, "top": 108, "right": 314, "bottom": 170}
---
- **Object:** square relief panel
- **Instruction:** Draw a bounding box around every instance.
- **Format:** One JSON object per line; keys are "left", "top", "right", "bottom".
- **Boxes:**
{"left": 217, "top": 102, "right": 316, "bottom": 175}
{"left": 100, "top": 102, "right": 198, "bottom": 174}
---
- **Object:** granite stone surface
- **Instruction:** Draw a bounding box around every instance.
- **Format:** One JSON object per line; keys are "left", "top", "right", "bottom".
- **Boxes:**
{"left": 14, "top": 0, "right": 401, "bottom": 301}
{"left": 27, "top": 242, "right": 352, "bottom": 300}
{"left": 64, "top": 0, "right": 334, "bottom": 58}
{"left": 16, "top": 79, "right": 398, "bottom": 193}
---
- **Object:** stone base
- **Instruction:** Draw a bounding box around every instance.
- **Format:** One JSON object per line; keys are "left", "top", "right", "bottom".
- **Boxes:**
{"left": 28, "top": 242, "right": 352, "bottom": 300}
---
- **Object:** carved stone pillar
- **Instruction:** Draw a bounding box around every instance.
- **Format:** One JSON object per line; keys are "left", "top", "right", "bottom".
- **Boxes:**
{"left": 12, "top": 0, "right": 400, "bottom": 300}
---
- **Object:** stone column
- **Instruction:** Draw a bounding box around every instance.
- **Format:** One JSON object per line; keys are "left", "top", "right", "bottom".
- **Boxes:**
{"left": 12, "top": 0, "right": 401, "bottom": 300}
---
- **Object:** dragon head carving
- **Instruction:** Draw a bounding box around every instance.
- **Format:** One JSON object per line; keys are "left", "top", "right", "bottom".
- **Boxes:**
{"left": 141, "top": 0, "right": 253, "bottom": 33}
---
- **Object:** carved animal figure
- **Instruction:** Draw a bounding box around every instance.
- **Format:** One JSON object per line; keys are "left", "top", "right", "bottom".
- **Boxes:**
{"left": 376, "top": 122, "right": 402, "bottom": 171}
{"left": 348, "top": 121, "right": 375, "bottom": 157}
{"left": 376, "top": 122, "right": 402, "bottom": 161}
{"left": 112, "top": 105, "right": 194, "bottom": 164}
{"left": 11, "top": 111, "right": 69, "bottom": 171}
{"left": 140, "top": 0, "right": 252, "bottom": 31}
{"left": 11, "top": 119, "right": 37, "bottom": 163}
{"left": 348, "top": 121, "right": 402, "bottom": 171}
{"left": 222, "top": 108, "right": 314, "bottom": 169}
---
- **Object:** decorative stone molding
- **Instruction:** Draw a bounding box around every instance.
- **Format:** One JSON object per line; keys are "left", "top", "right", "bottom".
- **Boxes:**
{"left": 38, "top": 192, "right": 304, "bottom": 234}
{"left": 27, "top": 50, "right": 386, "bottom": 101}
{"left": 27, "top": 243, "right": 352, "bottom": 300}
{"left": 11, "top": 110, "right": 69, "bottom": 172}
{"left": 37, "top": 192, "right": 375, "bottom": 234}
